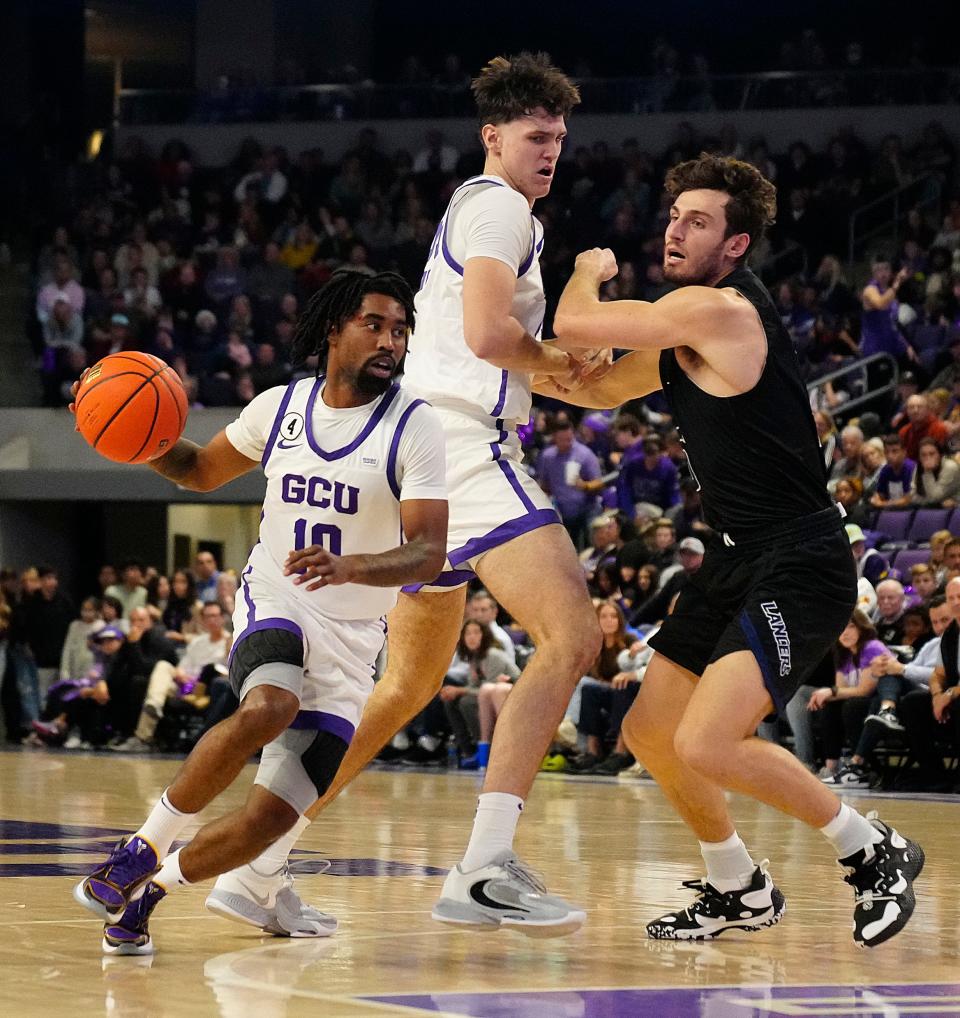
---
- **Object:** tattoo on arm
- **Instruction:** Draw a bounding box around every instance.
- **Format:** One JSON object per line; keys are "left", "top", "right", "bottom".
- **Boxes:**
{"left": 148, "top": 440, "right": 202, "bottom": 486}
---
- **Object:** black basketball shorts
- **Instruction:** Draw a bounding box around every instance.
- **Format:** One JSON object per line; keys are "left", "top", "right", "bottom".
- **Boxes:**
{"left": 647, "top": 523, "right": 856, "bottom": 716}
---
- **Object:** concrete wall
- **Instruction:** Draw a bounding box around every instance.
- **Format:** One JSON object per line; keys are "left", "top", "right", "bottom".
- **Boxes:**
{"left": 167, "top": 503, "right": 260, "bottom": 575}
{"left": 118, "top": 104, "right": 960, "bottom": 166}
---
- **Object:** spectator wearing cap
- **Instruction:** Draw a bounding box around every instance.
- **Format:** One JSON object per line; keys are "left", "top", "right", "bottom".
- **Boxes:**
{"left": 616, "top": 434, "right": 679, "bottom": 518}
{"left": 898, "top": 394, "right": 949, "bottom": 463}
{"left": 870, "top": 434, "right": 916, "bottom": 508}
{"left": 579, "top": 511, "right": 623, "bottom": 587}
{"left": 632, "top": 537, "right": 704, "bottom": 625}
{"left": 536, "top": 420, "right": 602, "bottom": 551}
{"left": 889, "top": 371, "right": 920, "bottom": 430}
{"left": 847, "top": 523, "right": 890, "bottom": 588}
{"left": 913, "top": 437, "right": 960, "bottom": 507}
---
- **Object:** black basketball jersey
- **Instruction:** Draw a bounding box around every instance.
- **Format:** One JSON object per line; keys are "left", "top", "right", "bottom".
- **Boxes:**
{"left": 658, "top": 265, "right": 832, "bottom": 534}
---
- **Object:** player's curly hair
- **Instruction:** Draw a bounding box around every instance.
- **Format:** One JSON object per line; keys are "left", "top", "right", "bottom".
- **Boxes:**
{"left": 291, "top": 269, "right": 416, "bottom": 374}
{"left": 664, "top": 153, "right": 777, "bottom": 257}
{"left": 472, "top": 52, "right": 580, "bottom": 127}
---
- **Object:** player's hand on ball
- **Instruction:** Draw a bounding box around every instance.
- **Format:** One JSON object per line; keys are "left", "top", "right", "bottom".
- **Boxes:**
{"left": 68, "top": 368, "right": 91, "bottom": 428}
{"left": 575, "top": 247, "right": 618, "bottom": 282}
{"left": 285, "top": 546, "right": 356, "bottom": 590}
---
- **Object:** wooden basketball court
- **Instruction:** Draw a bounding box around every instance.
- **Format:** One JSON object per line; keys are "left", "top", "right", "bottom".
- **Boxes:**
{"left": 2, "top": 747, "right": 957, "bottom": 1017}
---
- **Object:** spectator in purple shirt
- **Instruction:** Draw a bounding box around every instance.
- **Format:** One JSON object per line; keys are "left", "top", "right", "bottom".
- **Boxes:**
{"left": 870, "top": 434, "right": 916, "bottom": 509}
{"left": 616, "top": 435, "right": 679, "bottom": 517}
{"left": 537, "top": 421, "right": 602, "bottom": 550}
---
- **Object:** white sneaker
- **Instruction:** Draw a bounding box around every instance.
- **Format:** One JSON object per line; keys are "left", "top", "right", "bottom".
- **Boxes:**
{"left": 432, "top": 851, "right": 586, "bottom": 933}
{"left": 205, "top": 864, "right": 337, "bottom": 937}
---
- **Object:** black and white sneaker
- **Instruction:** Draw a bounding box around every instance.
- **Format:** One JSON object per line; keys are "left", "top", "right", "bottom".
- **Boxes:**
{"left": 822, "top": 763, "right": 873, "bottom": 788}
{"left": 865, "top": 707, "right": 905, "bottom": 732}
{"left": 841, "top": 812, "right": 924, "bottom": 948}
{"left": 646, "top": 862, "right": 785, "bottom": 940}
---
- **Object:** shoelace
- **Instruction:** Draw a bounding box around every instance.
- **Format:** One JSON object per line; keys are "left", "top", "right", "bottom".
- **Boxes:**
{"left": 503, "top": 858, "right": 547, "bottom": 895}
{"left": 102, "top": 838, "right": 153, "bottom": 889}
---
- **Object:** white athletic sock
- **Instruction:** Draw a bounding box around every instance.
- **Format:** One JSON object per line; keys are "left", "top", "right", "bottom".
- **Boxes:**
{"left": 153, "top": 848, "right": 190, "bottom": 893}
{"left": 460, "top": 793, "right": 524, "bottom": 871}
{"left": 820, "top": 803, "right": 883, "bottom": 860}
{"left": 699, "top": 832, "right": 756, "bottom": 892}
{"left": 134, "top": 789, "right": 194, "bottom": 859}
{"left": 248, "top": 815, "right": 310, "bottom": 877}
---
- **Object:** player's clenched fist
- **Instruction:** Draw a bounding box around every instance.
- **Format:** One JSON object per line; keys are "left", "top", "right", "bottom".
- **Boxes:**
{"left": 574, "top": 247, "right": 618, "bottom": 282}
{"left": 284, "top": 546, "right": 357, "bottom": 590}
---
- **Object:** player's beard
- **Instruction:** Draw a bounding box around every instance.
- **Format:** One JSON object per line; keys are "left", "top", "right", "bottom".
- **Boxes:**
{"left": 356, "top": 364, "right": 396, "bottom": 395}
{"left": 663, "top": 249, "right": 725, "bottom": 287}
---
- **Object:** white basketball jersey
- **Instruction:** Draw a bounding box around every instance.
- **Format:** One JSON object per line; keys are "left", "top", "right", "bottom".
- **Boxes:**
{"left": 234, "top": 377, "right": 440, "bottom": 621}
{"left": 403, "top": 175, "right": 545, "bottom": 425}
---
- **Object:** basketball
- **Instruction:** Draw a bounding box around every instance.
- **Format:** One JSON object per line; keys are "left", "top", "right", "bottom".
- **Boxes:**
{"left": 74, "top": 352, "right": 188, "bottom": 464}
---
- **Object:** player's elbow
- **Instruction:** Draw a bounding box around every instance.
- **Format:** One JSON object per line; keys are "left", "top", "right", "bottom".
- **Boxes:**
{"left": 411, "top": 539, "right": 447, "bottom": 583}
{"left": 553, "top": 309, "right": 592, "bottom": 347}
{"left": 464, "top": 325, "right": 502, "bottom": 361}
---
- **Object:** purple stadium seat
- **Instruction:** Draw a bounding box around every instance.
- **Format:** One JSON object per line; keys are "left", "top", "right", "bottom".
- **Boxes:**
{"left": 949, "top": 508, "right": 960, "bottom": 537}
{"left": 908, "top": 508, "right": 951, "bottom": 544}
{"left": 873, "top": 509, "right": 914, "bottom": 545}
{"left": 893, "top": 548, "right": 932, "bottom": 576}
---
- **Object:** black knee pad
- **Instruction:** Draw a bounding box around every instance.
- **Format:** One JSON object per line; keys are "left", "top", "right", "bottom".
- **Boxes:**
{"left": 300, "top": 730, "right": 349, "bottom": 797}
{"left": 229, "top": 628, "right": 304, "bottom": 698}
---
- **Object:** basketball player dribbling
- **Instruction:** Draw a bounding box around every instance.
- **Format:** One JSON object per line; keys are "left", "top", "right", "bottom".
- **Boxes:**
{"left": 211, "top": 53, "right": 601, "bottom": 934}
{"left": 70, "top": 271, "right": 449, "bottom": 953}
{"left": 544, "top": 152, "right": 924, "bottom": 947}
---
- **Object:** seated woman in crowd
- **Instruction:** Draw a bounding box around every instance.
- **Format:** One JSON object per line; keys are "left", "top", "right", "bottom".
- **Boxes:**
{"left": 860, "top": 437, "right": 886, "bottom": 500}
{"left": 834, "top": 476, "right": 869, "bottom": 528}
{"left": 58, "top": 597, "right": 102, "bottom": 683}
{"left": 568, "top": 601, "right": 642, "bottom": 775}
{"left": 162, "top": 569, "right": 199, "bottom": 643}
{"left": 912, "top": 436, "right": 960, "bottom": 507}
{"left": 808, "top": 610, "right": 897, "bottom": 788}
{"left": 440, "top": 619, "right": 519, "bottom": 769}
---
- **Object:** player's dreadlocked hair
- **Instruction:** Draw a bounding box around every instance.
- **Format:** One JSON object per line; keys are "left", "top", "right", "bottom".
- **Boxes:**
{"left": 665, "top": 152, "right": 777, "bottom": 259}
{"left": 291, "top": 269, "right": 416, "bottom": 373}
{"left": 472, "top": 52, "right": 580, "bottom": 128}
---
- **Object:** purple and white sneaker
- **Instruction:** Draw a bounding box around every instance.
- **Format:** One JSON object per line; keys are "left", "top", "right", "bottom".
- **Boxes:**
{"left": 74, "top": 835, "right": 159, "bottom": 922}
{"left": 102, "top": 881, "right": 166, "bottom": 956}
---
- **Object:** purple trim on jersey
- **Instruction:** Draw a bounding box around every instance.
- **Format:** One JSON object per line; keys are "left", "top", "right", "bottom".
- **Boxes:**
{"left": 401, "top": 567, "right": 475, "bottom": 593}
{"left": 447, "top": 508, "right": 560, "bottom": 566}
{"left": 499, "top": 460, "right": 537, "bottom": 512}
{"left": 439, "top": 177, "right": 506, "bottom": 277}
{"left": 491, "top": 371, "right": 509, "bottom": 416}
{"left": 261, "top": 379, "right": 299, "bottom": 468}
{"left": 516, "top": 216, "right": 537, "bottom": 277}
{"left": 488, "top": 419, "right": 508, "bottom": 462}
{"left": 386, "top": 399, "right": 428, "bottom": 499}
{"left": 738, "top": 609, "right": 785, "bottom": 716}
{"left": 304, "top": 380, "right": 401, "bottom": 461}
{"left": 288, "top": 710, "right": 355, "bottom": 743}
{"left": 240, "top": 564, "right": 256, "bottom": 631}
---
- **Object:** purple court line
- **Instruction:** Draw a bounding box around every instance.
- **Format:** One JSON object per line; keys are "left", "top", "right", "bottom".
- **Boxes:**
{"left": 366, "top": 981, "right": 960, "bottom": 1018}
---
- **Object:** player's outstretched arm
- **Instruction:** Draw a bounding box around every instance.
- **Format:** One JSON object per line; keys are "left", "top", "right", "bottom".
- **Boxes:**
{"left": 285, "top": 498, "right": 448, "bottom": 591}
{"left": 147, "top": 431, "right": 259, "bottom": 492}
{"left": 532, "top": 349, "right": 661, "bottom": 408}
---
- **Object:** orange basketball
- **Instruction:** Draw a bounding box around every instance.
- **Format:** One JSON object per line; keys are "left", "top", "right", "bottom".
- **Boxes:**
{"left": 75, "top": 352, "right": 189, "bottom": 464}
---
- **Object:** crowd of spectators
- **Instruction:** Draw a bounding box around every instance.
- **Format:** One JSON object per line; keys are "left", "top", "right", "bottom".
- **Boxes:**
{"left": 28, "top": 118, "right": 958, "bottom": 416}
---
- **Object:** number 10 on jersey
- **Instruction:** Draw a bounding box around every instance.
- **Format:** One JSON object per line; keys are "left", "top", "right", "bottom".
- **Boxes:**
{"left": 293, "top": 519, "right": 343, "bottom": 556}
